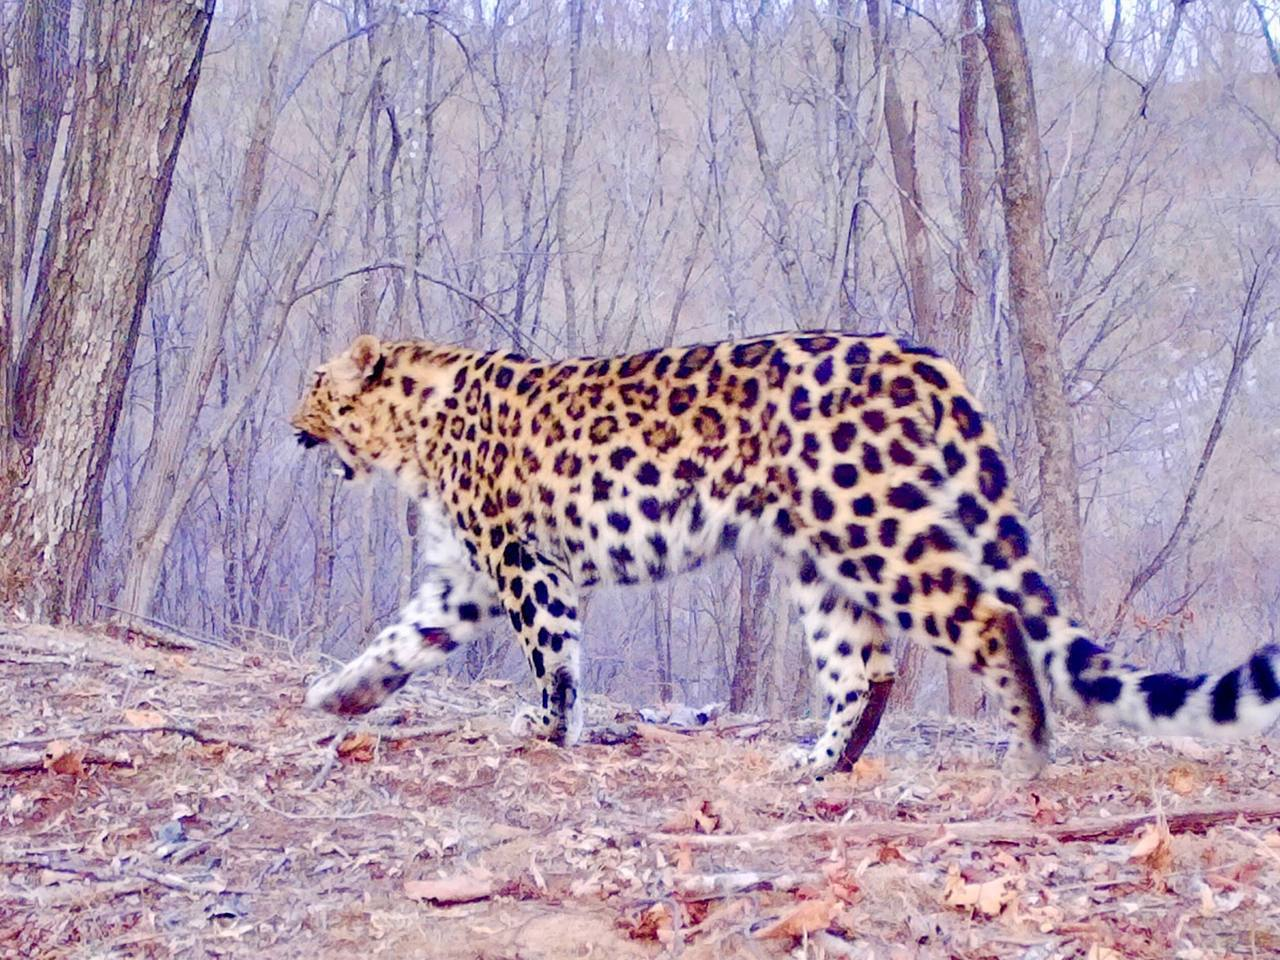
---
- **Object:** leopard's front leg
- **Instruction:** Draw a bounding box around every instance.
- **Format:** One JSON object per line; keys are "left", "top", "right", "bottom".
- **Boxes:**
{"left": 304, "top": 564, "right": 502, "bottom": 715}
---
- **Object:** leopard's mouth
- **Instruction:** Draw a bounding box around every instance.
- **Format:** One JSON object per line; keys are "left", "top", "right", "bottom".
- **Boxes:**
{"left": 296, "top": 429, "right": 356, "bottom": 481}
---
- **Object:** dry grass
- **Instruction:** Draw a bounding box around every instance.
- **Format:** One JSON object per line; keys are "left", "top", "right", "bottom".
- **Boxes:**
{"left": 2, "top": 622, "right": 1279, "bottom": 959}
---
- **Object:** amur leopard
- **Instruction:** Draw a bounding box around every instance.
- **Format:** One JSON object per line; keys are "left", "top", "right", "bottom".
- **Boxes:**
{"left": 293, "top": 331, "right": 1280, "bottom": 777}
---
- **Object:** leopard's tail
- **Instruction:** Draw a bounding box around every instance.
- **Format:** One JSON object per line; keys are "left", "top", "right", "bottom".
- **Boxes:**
{"left": 1038, "top": 623, "right": 1280, "bottom": 739}
{"left": 915, "top": 346, "right": 1280, "bottom": 742}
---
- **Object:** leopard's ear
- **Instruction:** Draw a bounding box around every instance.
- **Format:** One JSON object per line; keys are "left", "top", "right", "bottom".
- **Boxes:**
{"left": 331, "top": 334, "right": 384, "bottom": 394}
{"left": 349, "top": 334, "right": 381, "bottom": 375}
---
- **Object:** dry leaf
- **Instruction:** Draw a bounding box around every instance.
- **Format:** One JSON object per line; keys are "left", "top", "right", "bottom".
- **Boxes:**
{"left": 942, "top": 865, "right": 1016, "bottom": 917}
{"left": 1165, "top": 737, "right": 1216, "bottom": 761}
{"left": 403, "top": 873, "right": 494, "bottom": 904}
{"left": 1129, "top": 823, "right": 1173, "bottom": 875}
{"left": 821, "top": 862, "right": 862, "bottom": 904}
{"left": 1030, "top": 791, "right": 1064, "bottom": 826}
{"left": 1198, "top": 882, "right": 1216, "bottom": 917}
{"left": 337, "top": 732, "right": 376, "bottom": 763}
{"left": 849, "top": 757, "right": 886, "bottom": 784}
{"left": 196, "top": 741, "right": 229, "bottom": 762}
{"left": 1166, "top": 764, "right": 1198, "bottom": 796}
{"left": 42, "top": 741, "right": 86, "bottom": 778}
{"left": 123, "top": 708, "right": 167, "bottom": 728}
{"left": 660, "top": 798, "right": 720, "bottom": 834}
{"left": 623, "top": 903, "right": 674, "bottom": 943}
{"left": 634, "top": 723, "right": 687, "bottom": 745}
{"left": 673, "top": 843, "right": 694, "bottom": 874}
{"left": 753, "top": 898, "right": 839, "bottom": 940}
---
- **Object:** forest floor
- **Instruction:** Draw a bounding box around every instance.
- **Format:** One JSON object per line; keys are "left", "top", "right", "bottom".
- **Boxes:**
{"left": 2, "top": 623, "right": 1280, "bottom": 960}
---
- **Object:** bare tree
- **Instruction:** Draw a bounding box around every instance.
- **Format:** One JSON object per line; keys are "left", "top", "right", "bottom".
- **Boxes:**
{"left": 0, "top": 0, "right": 215, "bottom": 620}
{"left": 981, "top": 0, "right": 1087, "bottom": 612}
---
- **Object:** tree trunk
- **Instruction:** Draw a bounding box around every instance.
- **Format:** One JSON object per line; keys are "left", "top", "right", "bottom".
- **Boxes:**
{"left": 729, "top": 554, "right": 774, "bottom": 713}
{"left": 945, "top": 0, "right": 987, "bottom": 720}
{"left": 0, "top": 1, "right": 215, "bottom": 621}
{"left": 866, "top": 0, "right": 941, "bottom": 347}
{"left": 948, "top": 0, "right": 983, "bottom": 364}
{"left": 981, "top": 0, "right": 1086, "bottom": 613}
{"left": 113, "top": 44, "right": 380, "bottom": 620}
{"left": 554, "top": 0, "right": 585, "bottom": 353}
{"left": 115, "top": 0, "right": 312, "bottom": 620}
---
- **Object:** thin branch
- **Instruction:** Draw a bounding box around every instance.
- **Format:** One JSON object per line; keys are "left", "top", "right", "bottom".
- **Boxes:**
{"left": 651, "top": 798, "right": 1280, "bottom": 849}
{"left": 288, "top": 260, "right": 529, "bottom": 348}
{"left": 1110, "top": 250, "right": 1275, "bottom": 631}
{"left": 0, "top": 724, "right": 256, "bottom": 752}
{"left": 1250, "top": 0, "right": 1280, "bottom": 84}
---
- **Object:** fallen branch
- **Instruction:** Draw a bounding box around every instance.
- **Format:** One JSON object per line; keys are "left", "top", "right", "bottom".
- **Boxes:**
{"left": 650, "top": 799, "right": 1280, "bottom": 849}
{"left": 675, "top": 871, "right": 817, "bottom": 900}
{"left": 0, "top": 748, "right": 132, "bottom": 775}
{"left": 307, "top": 722, "right": 352, "bottom": 790}
{"left": 2, "top": 854, "right": 240, "bottom": 896}
{"left": 0, "top": 725, "right": 256, "bottom": 752}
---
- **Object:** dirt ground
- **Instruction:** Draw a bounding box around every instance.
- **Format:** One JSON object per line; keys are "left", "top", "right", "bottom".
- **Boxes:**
{"left": 2, "top": 622, "right": 1279, "bottom": 960}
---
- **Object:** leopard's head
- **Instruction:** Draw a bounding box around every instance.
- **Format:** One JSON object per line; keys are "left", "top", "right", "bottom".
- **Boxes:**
{"left": 290, "top": 334, "right": 391, "bottom": 483}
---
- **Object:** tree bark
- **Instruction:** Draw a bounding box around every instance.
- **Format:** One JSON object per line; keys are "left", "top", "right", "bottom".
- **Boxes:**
{"left": 946, "top": 0, "right": 987, "bottom": 719}
{"left": 981, "top": 0, "right": 1086, "bottom": 613}
{"left": 115, "top": 0, "right": 312, "bottom": 620}
{"left": 948, "top": 0, "right": 983, "bottom": 364}
{"left": 0, "top": 1, "right": 215, "bottom": 621}
{"left": 729, "top": 554, "right": 774, "bottom": 713}
{"left": 866, "top": 0, "right": 940, "bottom": 347}
{"left": 553, "top": 0, "right": 585, "bottom": 353}
{"left": 113, "top": 36, "right": 381, "bottom": 621}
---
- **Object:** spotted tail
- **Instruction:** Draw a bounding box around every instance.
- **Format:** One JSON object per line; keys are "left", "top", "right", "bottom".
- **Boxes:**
{"left": 1041, "top": 627, "right": 1280, "bottom": 739}
{"left": 918, "top": 350, "right": 1280, "bottom": 743}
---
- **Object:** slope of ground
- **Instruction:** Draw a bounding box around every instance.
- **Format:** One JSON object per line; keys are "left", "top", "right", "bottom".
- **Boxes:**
{"left": 2, "top": 623, "right": 1279, "bottom": 959}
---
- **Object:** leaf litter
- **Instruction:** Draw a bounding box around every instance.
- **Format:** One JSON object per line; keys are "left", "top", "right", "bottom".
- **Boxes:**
{"left": 2, "top": 623, "right": 1280, "bottom": 958}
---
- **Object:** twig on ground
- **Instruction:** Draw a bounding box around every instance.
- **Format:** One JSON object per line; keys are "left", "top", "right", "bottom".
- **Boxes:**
{"left": 0, "top": 725, "right": 256, "bottom": 752}
{"left": 650, "top": 799, "right": 1280, "bottom": 849}
{"left": 2, "top": 854, "right": 240, "bottom": 897}
{"left": 307, "top": 722, "right": 352, "bottom": 790}
{"left": 0, "top": 748, "right": 133, "bottom": 774}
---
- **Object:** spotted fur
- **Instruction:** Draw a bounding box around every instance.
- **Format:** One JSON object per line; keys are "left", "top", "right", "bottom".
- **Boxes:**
{"left": 293, "top": 332, "right": 1280, "bottom": 776}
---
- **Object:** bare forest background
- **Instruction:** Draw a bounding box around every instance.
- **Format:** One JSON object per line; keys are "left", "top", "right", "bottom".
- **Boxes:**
{"left": 3, "top": 0, "right": 1280, "bottom": 724}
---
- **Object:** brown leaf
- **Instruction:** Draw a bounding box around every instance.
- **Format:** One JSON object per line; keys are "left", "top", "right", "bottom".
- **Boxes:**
{"left": 403, "top": 873, "right": 495, "bottom": 904}
{"left": 876, "top": 844, "right": 905, "bottom": 864}
{"left": 1128, "top": 822, "right": 1173, "bottom": 875}
{"left": 673, "top": 842, "right": 694, "bottom": 874}
{"left": 1030, "top": 791, "right": 1064, "bottom": 826}
{"left": 849, "top": 757, "right": 886, "bottom": 784}
{"left": 123, "top": 708, "right": 167, "bottom": 728}
{"left": 337, "top": 732, "right": 376, "bottom": 763}
{"left": 43, "top": 740, "right": 86, "bottom": 778}
{"left": 1165, "top": 764, "right": 1198, "bottom": 796}
{"left": 753, "top": 898, "right": 839, "bottom": 940}
{"left": 196, "top": 741, "right": 229, "bottom": 762}
{"left": 942, "top": 865, "right": 1017, "bottom": 917}
{"left": 660, "top": 798, "right": 720, "bottom": 834}
{"left": 622, "top": 903, "right": 674, "bottom": 943}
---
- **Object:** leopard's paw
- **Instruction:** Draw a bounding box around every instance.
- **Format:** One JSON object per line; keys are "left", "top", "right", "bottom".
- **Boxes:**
{"left": 304, "top": 672, "right": 382, "bottom": 716}
{"left": 1001, "top": 739, "right": 1049, "bottom": 781}
{"left": 772, "top": 743, "right": 842, "bottom": 780}
{"left": 510, "top": 705, "right": 554, "bottom": 740}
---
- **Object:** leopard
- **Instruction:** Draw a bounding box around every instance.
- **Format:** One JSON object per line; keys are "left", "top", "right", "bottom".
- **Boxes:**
{"left": 292, "top": 331, "right": 1280, "bottom": 778}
